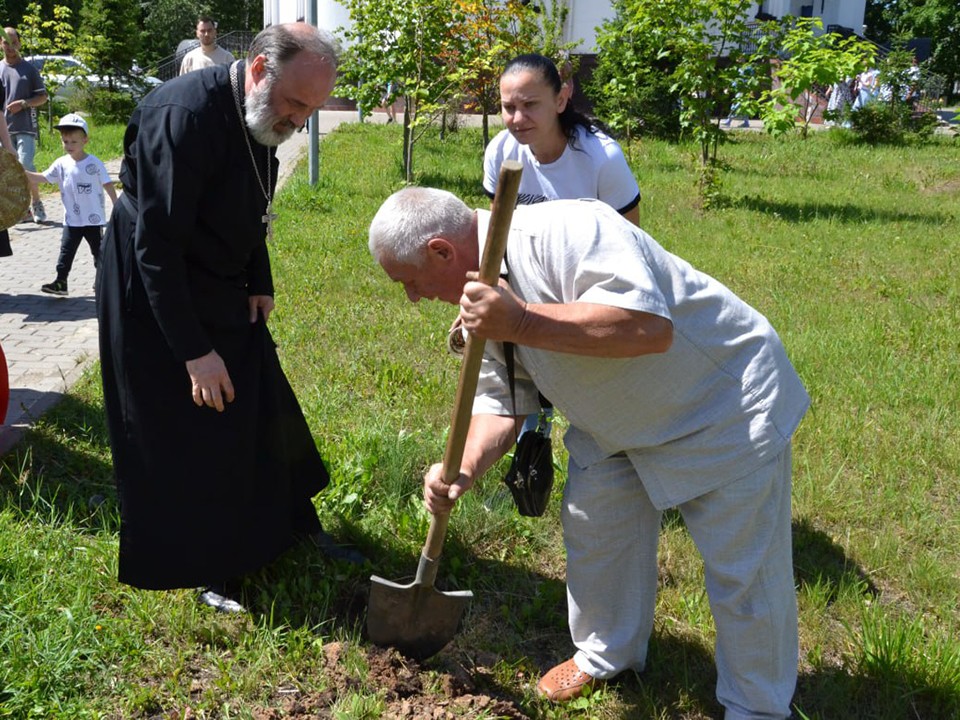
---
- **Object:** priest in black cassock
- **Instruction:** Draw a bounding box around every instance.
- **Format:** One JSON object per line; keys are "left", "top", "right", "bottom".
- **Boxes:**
{"left": 97, "top": 23, "right": 356, "bottom": 610}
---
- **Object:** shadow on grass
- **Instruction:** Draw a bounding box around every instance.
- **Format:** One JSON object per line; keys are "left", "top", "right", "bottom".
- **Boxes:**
{"left": 733, "top": 195, "right": 949, "bottom": 226}
{"left": 664, "top": 510, "right": 879, "bottom": 603}
{"left": 0, "top": 392, "right": 117, "bottom": 534}
{"left": 792, "top": 516, "right": 878, "bottom": 601}
{"left": 795, "top": 663, "right": 960, "bottom": 719}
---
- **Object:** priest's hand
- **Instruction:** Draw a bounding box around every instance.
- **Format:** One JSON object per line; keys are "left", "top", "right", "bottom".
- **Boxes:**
{"left": 186, "top": 350, "right": 235, "bottom": 412}
{"left": 249, "top": 295, "right": 275, "bottom": 323}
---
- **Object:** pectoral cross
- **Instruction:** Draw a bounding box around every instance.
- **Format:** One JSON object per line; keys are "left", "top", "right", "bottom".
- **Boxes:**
{"left": 262, "top": 201, "right": 278, "bottom": 241}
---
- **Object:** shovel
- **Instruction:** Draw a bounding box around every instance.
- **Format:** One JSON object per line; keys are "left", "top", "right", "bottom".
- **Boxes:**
{"left": 367, "top": 160, "right": 524, "bottom": 660}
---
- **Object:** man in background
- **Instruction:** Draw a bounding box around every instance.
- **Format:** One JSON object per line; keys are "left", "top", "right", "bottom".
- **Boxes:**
{"left": 179, "top": 16, "right": 235, "bottom": 75}
{"left": 1, "top": 26, "right": 48, "bottom": 222}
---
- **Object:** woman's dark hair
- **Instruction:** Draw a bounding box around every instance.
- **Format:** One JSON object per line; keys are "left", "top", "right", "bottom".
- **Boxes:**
{"left": 502, "top": 53, "right": 597, "bottom": 147}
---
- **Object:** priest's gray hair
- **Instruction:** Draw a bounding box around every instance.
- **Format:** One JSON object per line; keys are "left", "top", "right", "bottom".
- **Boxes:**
{"left": 369, "top": 187, "right": 474, "bottom": 267}
{"left": 248, "top": 23, "right": 341, "bottom": 80}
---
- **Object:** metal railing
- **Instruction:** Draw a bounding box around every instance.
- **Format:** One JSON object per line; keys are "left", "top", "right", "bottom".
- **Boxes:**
{"left": 153, "top": 31, "right": 258, "bottom": 81}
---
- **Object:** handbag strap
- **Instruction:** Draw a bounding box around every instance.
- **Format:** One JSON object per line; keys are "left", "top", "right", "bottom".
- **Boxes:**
{"left": 502, "top": 248, "right": 550, "bottom": 429}
{"left": 504, "top": 340, "right": 521, "bottom": 445}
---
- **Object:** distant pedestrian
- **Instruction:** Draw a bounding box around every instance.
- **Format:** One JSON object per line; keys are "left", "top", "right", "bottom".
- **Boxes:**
{"left": 722, "top": 65, "right": 754, "bottom": 128}
{"left": 824, "top": 77, "right": 853, "bottom": 127}
{"left": 852, "top": 68, "right": 878, "bottom": 110}
{"left": 23, "top": 113, "right": 117, "bottom": 296}
{"left": 1, "top": 26, "right": 49, "bottom": 223}
{"left": 380, "top": 80, "right": 398, "bottom": 123}
{"left": 179, "top": 16, "right": 235, "bottom": 75}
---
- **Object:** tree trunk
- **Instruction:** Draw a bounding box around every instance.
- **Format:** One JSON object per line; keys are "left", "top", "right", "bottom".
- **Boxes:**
{"left": 403, "top": 97, "right": 415, "bottom": 182}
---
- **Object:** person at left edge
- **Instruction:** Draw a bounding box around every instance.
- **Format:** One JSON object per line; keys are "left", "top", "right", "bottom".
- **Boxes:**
{"left": 1, "top": 26, "right": 48, "bottom": 223}
{"left": 0, "top": 110, "right": 15, "bottom": 257}
{"left": 97, "top": 22, "right": 363, "bottom": 612}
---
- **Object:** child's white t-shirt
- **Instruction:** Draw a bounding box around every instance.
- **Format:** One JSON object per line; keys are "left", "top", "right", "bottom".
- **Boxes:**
{"left": 42, "top": 154, "right": 112, "bottom": 227}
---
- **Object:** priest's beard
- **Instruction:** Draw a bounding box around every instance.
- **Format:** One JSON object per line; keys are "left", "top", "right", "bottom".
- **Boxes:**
{"left": 246, "top": 72, "right": 298, "bottom": 146}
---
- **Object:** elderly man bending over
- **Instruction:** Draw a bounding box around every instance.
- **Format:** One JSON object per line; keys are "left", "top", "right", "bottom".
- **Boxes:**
{"left": 368, "top": 188, "right": 810, "bottom": 720}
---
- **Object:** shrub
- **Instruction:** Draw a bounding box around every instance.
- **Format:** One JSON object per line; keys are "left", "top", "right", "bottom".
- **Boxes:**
{"left": 849, "top": 102, "right": 938, "bottom": 144}
{"left": 587, "top": 3, "right": 682, "bottom": 142}
{"left": 74, "top": 86, "right": 137, "bottom": 125}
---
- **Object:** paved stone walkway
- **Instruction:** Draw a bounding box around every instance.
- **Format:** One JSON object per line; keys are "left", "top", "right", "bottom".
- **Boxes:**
{"left": 0, "top": 110, "right": 366, "bottom": 454}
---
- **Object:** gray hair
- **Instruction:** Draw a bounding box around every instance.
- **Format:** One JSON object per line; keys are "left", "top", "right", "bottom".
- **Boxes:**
{"left": 248, "top": 23, "right": 341, "bottom": 79}
{"left": 369, "top": 187, "right": 474, "bottom": 267}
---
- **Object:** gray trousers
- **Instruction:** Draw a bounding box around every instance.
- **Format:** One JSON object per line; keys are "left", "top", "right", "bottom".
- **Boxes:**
{"left": 563, "top": 444, "right": 797, "bottom": 720}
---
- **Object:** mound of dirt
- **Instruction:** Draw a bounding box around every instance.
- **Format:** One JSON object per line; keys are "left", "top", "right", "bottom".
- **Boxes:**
{"left": 250, "top": 642, "right": 531, "bottom": 719}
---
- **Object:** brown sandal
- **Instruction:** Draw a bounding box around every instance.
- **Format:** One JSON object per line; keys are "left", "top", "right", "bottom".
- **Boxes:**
{"left": 536, "top": 657, "right": 602, "bottom": 702}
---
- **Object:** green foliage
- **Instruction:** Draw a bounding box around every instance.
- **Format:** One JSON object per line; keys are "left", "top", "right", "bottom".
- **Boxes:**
{"left": 336, "top": 0, "right": 469, "bottom": 181}
{"left": 846, "top": 40, "right": 937, "bottom": 146}
{"left": 0, "top": 0, "right": 84, "bottom": 32}
{"left": 848, "top": 101, "right": 937, "bottom": 145}
{"left": 206, "top": 0, "right": 261, "bottom": 38}
{"left": 75, "top": 0, "right": 140, "bottom": 79}
{"left": 16, "top": 1, "right": 74, "bottom": 55}
{"left": 72, "top": 85, "right": 136, "bottom": 124}
{"left": 138, "top": 0, "right": 206, "bottom": 68}
{"left": 506, "top": 0, "right": 576, "bottom": 64}
{"left": 747, "top": 17, "right": 876, "bottom": 139}
{"left": 17, "top": 2, "right": 76, "bottom": 125}
{"left": 449, "top": 0, "right": 580, "bottom": 148}
{"left": 337, "top": 0, "right": 580, "bottom": 178}
{"left": 614, "top": 0, "right": 755, "bottom": 171}
{"left": 866, "top": 0, "right": 960, "bottom": 99}
{"left": 851, "top": 602, "right": 960, "bottom": 717}
{"left": 876, "top": 41, "right": 919, "bottom": 111}
{"left": 588, "top": 0, "right": 682, "bottom": 141}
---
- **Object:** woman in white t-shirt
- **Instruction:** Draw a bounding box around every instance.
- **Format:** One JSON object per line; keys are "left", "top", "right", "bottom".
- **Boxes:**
{"left": 481, "top": 53, "right": 642, "bottom": 437}
{"left": 483, "top": 53, "right": 641, "bottom": 225}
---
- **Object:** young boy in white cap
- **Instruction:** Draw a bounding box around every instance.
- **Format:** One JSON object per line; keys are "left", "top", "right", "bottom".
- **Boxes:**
{"left": 25, "top": 112, "right": 117, "bottom": 295}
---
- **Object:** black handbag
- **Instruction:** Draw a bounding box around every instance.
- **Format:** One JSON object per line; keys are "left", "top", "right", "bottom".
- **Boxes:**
{"left": 502, "top": 341, "right": 554, "bottom": 517}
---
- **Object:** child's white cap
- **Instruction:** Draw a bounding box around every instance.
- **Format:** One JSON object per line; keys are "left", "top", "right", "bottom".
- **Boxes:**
{"left": 54, "top": 113, "right": 89, "bottom": 135}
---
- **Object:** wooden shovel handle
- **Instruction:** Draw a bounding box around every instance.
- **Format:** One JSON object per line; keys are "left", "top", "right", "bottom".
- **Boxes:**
{"left": 423, "top": 160, "right": 523, "bottom": 563}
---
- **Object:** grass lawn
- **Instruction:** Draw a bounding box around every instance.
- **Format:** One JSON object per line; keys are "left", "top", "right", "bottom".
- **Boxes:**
{"left": 1, "top": 123, "right": 958, "bottom": 719}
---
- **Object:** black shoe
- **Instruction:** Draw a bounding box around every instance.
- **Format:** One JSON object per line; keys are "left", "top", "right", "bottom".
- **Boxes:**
{"left": 41, "top": 279, "right": 68, "bottom": 296}
{"left": 309, "top": 528, "right": 367, "bottom": 565}
{"left": 198, "top": 582, "right": 246, "bottom": 613}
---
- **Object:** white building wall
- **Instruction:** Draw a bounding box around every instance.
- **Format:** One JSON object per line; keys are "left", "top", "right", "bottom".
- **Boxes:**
{"left": 264, "top": 0, "right": 362, "bottom": 45}
{"left": 264, "top": 0, "right": 303, "bottom": 27}
{"left": 565, "top": 0, "right": 613, "bottom": 53}
{"left": 760, "top": 0, "right": 864, "bottom": 30}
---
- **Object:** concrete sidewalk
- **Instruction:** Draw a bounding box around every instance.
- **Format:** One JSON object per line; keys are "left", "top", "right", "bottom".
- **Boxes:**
{"left": 0, "top": 110, "right": 363, "bottom": 454}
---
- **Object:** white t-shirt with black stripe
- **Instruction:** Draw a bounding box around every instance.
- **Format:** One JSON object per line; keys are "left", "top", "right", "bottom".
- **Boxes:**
{"left": 483, "top": 125, "right": 640, "bottom": 215}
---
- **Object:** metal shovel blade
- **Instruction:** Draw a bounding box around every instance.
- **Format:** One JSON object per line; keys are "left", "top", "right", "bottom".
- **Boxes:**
{"left": 368, "top": 569, "right": 473, "bottom": 661}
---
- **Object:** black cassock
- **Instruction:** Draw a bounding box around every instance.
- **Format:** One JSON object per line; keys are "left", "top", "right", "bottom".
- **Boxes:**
{"left": 98, "top": 62, "right": 328, "bottom": 590}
